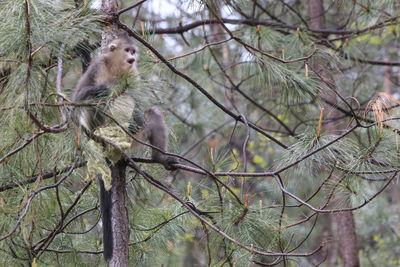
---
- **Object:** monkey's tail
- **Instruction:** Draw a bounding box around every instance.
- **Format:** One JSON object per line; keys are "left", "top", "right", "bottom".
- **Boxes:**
{"left": 99, "top": 178, "right": 113, "bottom": 261}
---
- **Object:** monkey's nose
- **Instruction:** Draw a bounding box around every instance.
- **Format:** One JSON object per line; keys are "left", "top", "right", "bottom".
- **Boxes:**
{"left": 127, "top": 58, "right": 135, "bottom": 64}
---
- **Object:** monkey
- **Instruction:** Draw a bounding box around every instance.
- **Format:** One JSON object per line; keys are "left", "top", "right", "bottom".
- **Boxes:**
{"left": 72, "top": 32, "right": 178, "bottom": 261}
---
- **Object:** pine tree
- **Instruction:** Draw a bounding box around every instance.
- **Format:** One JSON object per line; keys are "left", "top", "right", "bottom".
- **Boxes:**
{"left": 1, "top": 1, "right": 399, "bottom": 266}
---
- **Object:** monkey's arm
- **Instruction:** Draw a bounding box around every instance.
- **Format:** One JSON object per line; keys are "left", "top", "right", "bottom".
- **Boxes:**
{"left": 145, "top": 108, "right": 179, "bottom": 170}
{"left": 73, "top": 85, "right": 109, "bottom": 101}
{"left": 73, "top": 85, "right": 110, "bottom": 131}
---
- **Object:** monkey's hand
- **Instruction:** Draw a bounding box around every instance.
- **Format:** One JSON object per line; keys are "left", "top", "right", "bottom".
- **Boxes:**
{"left": 161, "top": 156, "right": 180, "bottom": 171}
{"left": 152, "top": 154, "right": 180, "bottom": 171}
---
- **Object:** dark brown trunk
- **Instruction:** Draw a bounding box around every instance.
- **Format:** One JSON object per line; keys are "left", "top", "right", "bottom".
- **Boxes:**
{"left": 307, "top": 0, "right": 326, "bottom": 30}
{"left": 336, "top": 210, "right": 359, "bottom": 267}
{"left": 383, "top": 56, "right": 400, "bottom": 204}
{"left": 101, "top": 0, "right": 119, "bottom": 53}
{"left": 391, "top": 178, "right": 400, "bottom": 204}
{"left": 109, "top": 161, "right": 129, "bottom": 267}
{"left": 383, "top": 56, "right": 393, "bottom": 94}
{"left": 307, "top": 1, "right": 359, "bottom": 266}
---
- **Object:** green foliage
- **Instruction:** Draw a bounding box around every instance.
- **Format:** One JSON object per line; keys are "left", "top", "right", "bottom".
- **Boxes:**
{"left": 1, "top": 0, "right": 400, "bottom": 266}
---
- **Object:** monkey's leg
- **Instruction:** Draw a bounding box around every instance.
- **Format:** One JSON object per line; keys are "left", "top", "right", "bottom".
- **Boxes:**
{"left": 145, "top": 108, "right": 179, "bottom": 170}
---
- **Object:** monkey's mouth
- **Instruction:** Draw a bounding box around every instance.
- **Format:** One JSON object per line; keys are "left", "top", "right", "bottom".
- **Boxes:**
{"left": 127, "top": 59, "right": 135, "bottom": 65}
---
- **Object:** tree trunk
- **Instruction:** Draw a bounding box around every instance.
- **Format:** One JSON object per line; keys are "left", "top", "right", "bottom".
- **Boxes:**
{"left": 335, "top": 210, "right": 359, "bottom": 267}
{"left": 101, "top": 0, "right": 119, "bottom": 52}
{"left": 383, "top": 56, "right": 400, "bottom": 204}
{"left": 307, "top": 1, "right": 360, "bottom": 266}
{"left": 109, "top": 160, "right": 129, "bottom": 267}
{"left": 101, "top": 1, "right": 130, "bottom": 266}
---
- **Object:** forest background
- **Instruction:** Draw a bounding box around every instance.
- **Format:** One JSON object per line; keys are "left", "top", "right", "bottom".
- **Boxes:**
{"left": 0, "top": 0, "right": 400, "bottom": 266}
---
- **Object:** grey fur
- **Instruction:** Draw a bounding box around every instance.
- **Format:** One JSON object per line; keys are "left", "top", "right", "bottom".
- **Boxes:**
{"left": 72, "top": 34, "right": 177, "bottom": 169}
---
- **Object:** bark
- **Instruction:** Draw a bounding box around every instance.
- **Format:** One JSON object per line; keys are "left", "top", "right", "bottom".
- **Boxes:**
{"left": 336, "top": 210, "right": 359, "bottom": 267}
{"left": 383, "top": 56, "right": 393, "bottom": 94}
{"left": 383, "top": 56, "right": 400, "bottom": 203}
{"left": 307, "top": 0, "right": 326, "bottom": 30}
{"left": 109, "top": 160, "right": 129, "bottom": 267}
{"left": 101, "top": 0, "right": 119, "bottom": 53}
{"left": 307, "top": 1, "right": 360, "bottom": 266}
{"left": 101, "top": 1, "right": 130, "bottom": 266}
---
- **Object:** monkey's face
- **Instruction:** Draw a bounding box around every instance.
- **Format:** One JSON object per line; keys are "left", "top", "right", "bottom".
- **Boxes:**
{"left": 107, "top": 40, "right": 138, "bottom": 75}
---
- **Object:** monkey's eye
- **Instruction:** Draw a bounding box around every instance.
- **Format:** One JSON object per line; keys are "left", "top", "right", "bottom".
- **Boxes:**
{"left": 109, "top": 44, "right": 116, "bottom": 52}
{"left": 125, "top": 48, "right": 135, "bottom": 54}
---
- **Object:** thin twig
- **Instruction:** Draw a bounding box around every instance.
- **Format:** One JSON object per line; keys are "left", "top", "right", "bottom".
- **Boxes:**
{"left": 117, "top": 0, "right": 148, "bottom": 16}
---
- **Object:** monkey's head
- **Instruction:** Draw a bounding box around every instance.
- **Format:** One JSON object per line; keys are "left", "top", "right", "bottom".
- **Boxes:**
{"left": 104, "top": 32, "right": 138, "bottom": 76}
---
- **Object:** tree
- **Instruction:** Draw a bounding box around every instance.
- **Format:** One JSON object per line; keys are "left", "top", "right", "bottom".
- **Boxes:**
{"left": 1, "top": 0, "right": 399, "bottom": 266}
{"left": 307, "top": 1, "right": 359, "bottom": 266}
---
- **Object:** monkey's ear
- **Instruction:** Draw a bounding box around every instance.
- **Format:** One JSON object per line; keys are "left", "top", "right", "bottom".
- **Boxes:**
{"left": 109, "top": 44, "right": 116, "bottom": 52}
